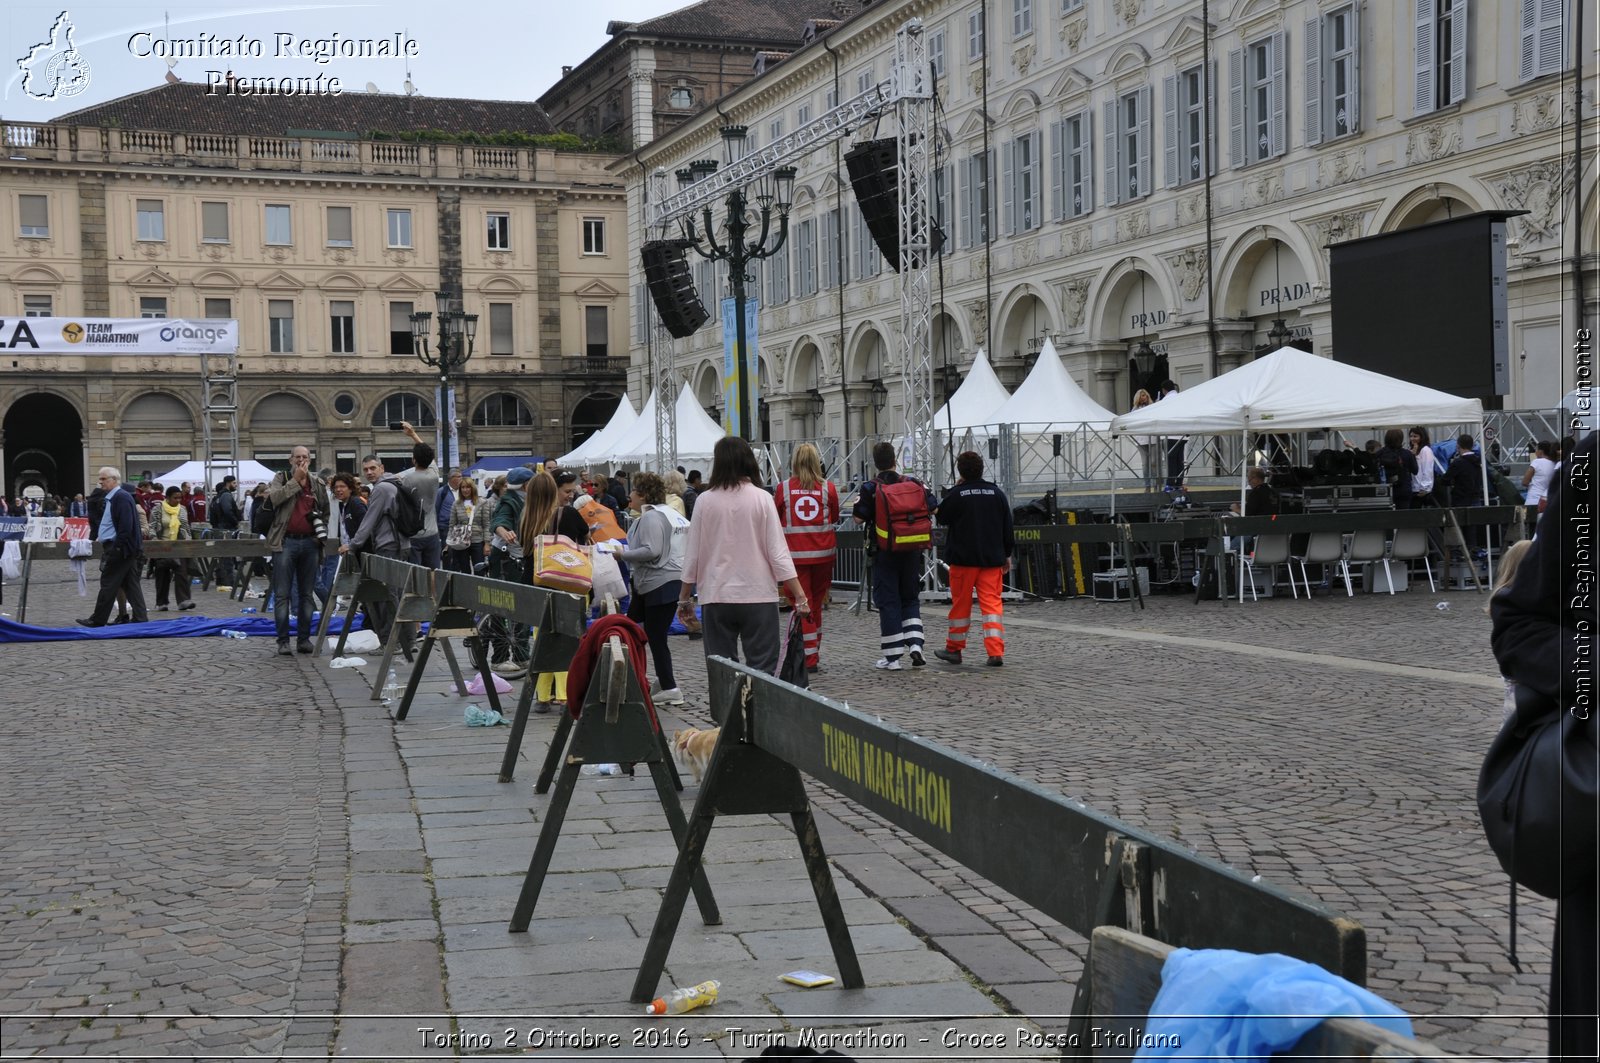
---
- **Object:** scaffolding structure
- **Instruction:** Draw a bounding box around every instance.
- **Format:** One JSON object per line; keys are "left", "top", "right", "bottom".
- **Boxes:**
{"left": 199, "top": 349, "right": 241, "bottom": 489}
{"left": 648, "top": 17, "right": 936, "bottom": 483}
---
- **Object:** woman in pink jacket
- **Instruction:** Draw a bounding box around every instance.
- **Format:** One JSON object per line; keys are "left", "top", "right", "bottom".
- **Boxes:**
{"left": 678, "top": 437, "right": 810, "bottom": 675}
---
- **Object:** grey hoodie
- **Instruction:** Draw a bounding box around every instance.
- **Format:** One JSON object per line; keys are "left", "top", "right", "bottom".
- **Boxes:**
{"left": 349, "top": 474, "right": 409, "bottom": 552}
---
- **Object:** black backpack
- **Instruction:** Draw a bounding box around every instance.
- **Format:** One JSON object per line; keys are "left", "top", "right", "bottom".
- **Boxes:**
{"left": 390, "top": 480, "right": 426, "bottom": 538}
{"left": 250, "top": 497, "right": 275, "bottom": 535}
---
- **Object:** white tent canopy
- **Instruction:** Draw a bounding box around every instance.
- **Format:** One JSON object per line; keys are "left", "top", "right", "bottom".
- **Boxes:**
{"left": 1110, "top": 347, "right": 1484, "bottom": 435}
{"left": 557, "top": 393, "right": 638, "bottom": 466}
{"left": 593, "top": 383, "right": 726, "bottom": 467}
{"left": 932, "top": 348, "right": 1012, "bottom": 431}
{"left": 990, "top": 338, "right": 1116, "bottom": 430}
{"left": 151, "top": 458, "right": 277, "bottom": 488}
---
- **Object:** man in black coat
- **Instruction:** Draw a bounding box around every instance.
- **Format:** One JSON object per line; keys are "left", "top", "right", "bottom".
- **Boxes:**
{"left": 78, "top": 467, "right": 148, "bottom": 627}
{"left": 1490, "top": 430, "right": 1598, "bottom": 1062}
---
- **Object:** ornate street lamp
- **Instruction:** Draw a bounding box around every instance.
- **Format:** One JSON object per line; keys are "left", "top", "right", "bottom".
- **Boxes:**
{"left": 678, "top": 125, "right": 796, "bottom": 440}
{"left": 410, "top": 289, "right": 478, "bottom": 469}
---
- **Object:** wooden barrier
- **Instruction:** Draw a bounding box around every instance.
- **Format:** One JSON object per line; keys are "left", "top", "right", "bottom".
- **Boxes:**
{"left": 1087, "top": 926, "right": 1460, "bottom": 1061}
{"left": 508, "top": 635, "right": 717, "bottom": 935}
{"left": 635, "top": 657, "right": 1367, "bottom": 1045}
{"left": 8, "top": 538, "right": 272, "bottom": 623}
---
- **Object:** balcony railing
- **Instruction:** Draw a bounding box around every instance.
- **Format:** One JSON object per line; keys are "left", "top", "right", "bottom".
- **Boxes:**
{"left": 0, "top": 121, "right": 619, "bottom": 184}
{"left": 575, "top": 356, "right": 629, "bottom": 376}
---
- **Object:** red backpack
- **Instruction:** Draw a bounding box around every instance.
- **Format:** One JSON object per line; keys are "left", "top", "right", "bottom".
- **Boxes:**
{"left": 873, "top": 478, "right": 932, "bottom": 552}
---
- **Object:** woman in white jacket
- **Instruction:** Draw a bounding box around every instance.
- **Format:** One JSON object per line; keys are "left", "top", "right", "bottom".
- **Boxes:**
{"left": 1408, "top": 426, "right": 1441, "bottom": 506}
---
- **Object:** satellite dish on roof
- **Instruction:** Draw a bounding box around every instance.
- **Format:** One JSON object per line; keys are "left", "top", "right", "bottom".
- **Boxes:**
{"left": 404, "top": 78, "right": 417, "bottom": 96}
{"left": 365, "top": 81, "right": 379, "bottom": 93}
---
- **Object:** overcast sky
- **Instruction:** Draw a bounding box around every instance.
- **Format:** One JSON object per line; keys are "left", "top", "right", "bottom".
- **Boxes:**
{"left": 3, "top": 0, "right": 673, "bottom": 120}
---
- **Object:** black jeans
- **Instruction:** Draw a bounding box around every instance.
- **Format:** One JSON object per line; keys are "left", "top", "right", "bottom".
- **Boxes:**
{"left": 90, "top": 550, "right": 148, "bottom": 624}
{"left": 627, "top": 581, "right": 680, "bottom": 690}
{"left": 153, "top": 558, "right": 191, "bottom": 606}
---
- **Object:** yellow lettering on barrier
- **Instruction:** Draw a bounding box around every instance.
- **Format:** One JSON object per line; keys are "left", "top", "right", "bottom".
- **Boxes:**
{"left": 1015, "top": 528, "right": 1043, "bottom": 542}
{"left": 477, "top": 586, "right": 518, "bottom": 612}
{"left": 820, "top": 723, "right": 951, "bottom": 833}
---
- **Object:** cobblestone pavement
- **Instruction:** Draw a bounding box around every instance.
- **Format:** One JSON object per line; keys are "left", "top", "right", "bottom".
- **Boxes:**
{"left": 0, "top": 562, "right": 1545, "bottom": 1060}
{"left": 0, "top": 568, "right": 343, "bottom": 1057}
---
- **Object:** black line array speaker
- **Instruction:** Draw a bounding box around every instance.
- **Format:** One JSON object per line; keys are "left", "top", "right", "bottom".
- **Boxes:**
{"left": 845, "top": 138, "right": 945, "bottom": 272}
{"left": 640, "top": 240, "right": 710, "bottom": 338}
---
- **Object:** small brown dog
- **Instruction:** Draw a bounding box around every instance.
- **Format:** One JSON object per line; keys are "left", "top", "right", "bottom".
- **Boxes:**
{"left": 671, "top": 727, "right": 720, "bottom": 783}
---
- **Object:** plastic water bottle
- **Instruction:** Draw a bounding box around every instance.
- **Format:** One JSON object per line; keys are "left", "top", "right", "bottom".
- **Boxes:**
{"left": 219, "top": 629, "right": 248, "bottom": 640}
{"left": 240, "top": 607, "right": 257, "bottom": 614}
{"left": 644, "top": 980, "right": 719, "bottom": 1016}
{"left": 382, "top": 668, "right": 399, "bottom": 702}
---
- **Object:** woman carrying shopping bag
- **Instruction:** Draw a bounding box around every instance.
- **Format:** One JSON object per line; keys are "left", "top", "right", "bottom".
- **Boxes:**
{"left": 518, "top": 471, "right": 591, "bottom": 711}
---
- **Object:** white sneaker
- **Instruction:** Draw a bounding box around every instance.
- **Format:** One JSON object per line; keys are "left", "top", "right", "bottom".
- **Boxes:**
{"left": 875, "top": 657, "right": 903, "bottom": 671}
{"left": 653, "top": 686, "right": 685, "bottom": 705}
{"left": 908, "top": 648, "right": 926, "bottom": 667}
{"left": 492, "top": 661, "right": 527, "bottom": 678}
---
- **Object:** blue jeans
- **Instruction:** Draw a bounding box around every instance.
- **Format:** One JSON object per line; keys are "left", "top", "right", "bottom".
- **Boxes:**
{"left": 273, "top": 535, "right": 321, "bottom": 643}
{"left": 315, "top": 552, "right": 341, "bottom": 609}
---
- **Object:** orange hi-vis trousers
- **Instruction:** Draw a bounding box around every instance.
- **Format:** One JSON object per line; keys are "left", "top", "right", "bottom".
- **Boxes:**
{"left": 945, "top": 565, "right": 1005, "bottom": 659}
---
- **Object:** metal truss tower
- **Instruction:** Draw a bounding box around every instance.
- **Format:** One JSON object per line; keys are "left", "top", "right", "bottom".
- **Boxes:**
{"left": 649, "top": 18, "right": 936, "bottom": 478}
{"left": 200, "top": 350, "right": 240, "bottom": 487}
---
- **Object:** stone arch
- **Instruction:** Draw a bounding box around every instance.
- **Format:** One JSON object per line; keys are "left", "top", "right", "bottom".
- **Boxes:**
{"left": 995, "top": 282, "right": 1060, "bottom": 361}
{"left": 1102, "top": 43, "right": 1151, "bottom": 79}
{"left": 249, "top": 392, "right": 319, "bottom": 431}
{"left": 786, "top": 334, "right": 825, "bottom": 390}
{"left": 932, "top": 306, "right": 968, "bottom": 365}
{"left": 692, "top": 361, "right": 722, "bottom": 412}
{"left": 1379, "top": 181, "right": 1486, "bottom": 233}
{"left": 12, "top": 264, "right": 66, "bottom": 285}
{"left": 472, "top": 392, "right": 535, "bottom": 427}
{"left": 1088, "top": 256, "right": 1173, "bottom": 343}
{"left": 368, "top": 392, "right": 435, "bottom": 428}
{"left": 845, "top": 321, "right": 891, "bottom": 383}
{"left": 1216, "top": 225, "right": 1322, "bottom": 320}
{"left": 119, "top": 389, "right": 198, "bottom": 426}
{"left": 4, "top": 391, "right": 85, "bottom": 497}
{"left": 1000, "top": 89, "right": 1042, "bottom": 119}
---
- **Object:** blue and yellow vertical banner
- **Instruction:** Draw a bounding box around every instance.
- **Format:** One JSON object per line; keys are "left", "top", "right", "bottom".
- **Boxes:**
{"left": 720, "top": 297, "right": 760, "bottom": 437}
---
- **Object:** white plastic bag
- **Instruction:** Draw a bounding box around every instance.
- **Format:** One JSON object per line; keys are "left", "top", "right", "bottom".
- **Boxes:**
{"left": 1, "top": 541, "right": 21, "bottom": 582}
{"left": 331, "top": 630, "right": 382, "bottom": 653}
{"left": 590, "top": 549, "right": 627, "bottom": 602}
{"left": 329, "top": 656, "right": 369, "bottom": 669}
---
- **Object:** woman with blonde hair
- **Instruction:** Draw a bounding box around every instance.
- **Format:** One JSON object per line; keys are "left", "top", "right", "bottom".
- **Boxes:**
{"left": 773, "top": 442, "right": 839, "bottom": 671}
{"left": 663, "top": 470, "right": 690, "bottom": 518}
{"left": 518, "top": 471, "right": 591, "bottom": 709}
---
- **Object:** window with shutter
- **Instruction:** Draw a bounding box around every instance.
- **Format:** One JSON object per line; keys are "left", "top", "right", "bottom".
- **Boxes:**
{"left": 330, "top": 300, "right": 355, "bottom": 354}
{"left": 1235, "top": 35, "right": 1282, "bottom": 165}
{"left": 1167, "top": 65, "right": 1214, "bottom": 186}
{"left": 201, "top": 201, "right": 230, "bottom": 243}
{"left": 1520, "top": 0, "right": 1564, "bottom": 82}
{"left": 1103, "top": 99, "right": 1121, "bottom": 205}
{"left": 265, "top": 204, "right": 292, "bottom": 245}
{"left": 490, "top": 303, "right": 514, "bottom": 355}
{"left": 389, "top": 302, "right": 414, "bottom": 354}
{"left": 968, "top": 6, "right": 985, "bottom": 59}
{"left": 268, "top": 300, "right": 295, "bottom": 353}
{"left": 1135, "top": 85, "right": 1153, "bottom": 198}
{"left": 797, "top": 219, "right": 816, "bottom": 296}
{"left": 1312, "top": 6, "right": 1361, "bottom": 137}
{"left": 326, "top": 206, "right": 352, "bottom": 247}
{"left": 1013, "top": 0, "right": 1032, "bottom": 37}
{"left": 18, "top": 194, "right": 49, "bottom": 237}
{"left": 1001, "top": 140, "right": 1016, "bottom": 235}
{"left": 929, "top": 29, "right": 946, "bottom": 79}
{"left": 1067, "top": 110, "right": 1093, "bottom": 218}
{"left": 136, "top": 199, "right": 165, "bottom": 242}
{"left": 769, "top": 241, "right": 790, "bottom": 303}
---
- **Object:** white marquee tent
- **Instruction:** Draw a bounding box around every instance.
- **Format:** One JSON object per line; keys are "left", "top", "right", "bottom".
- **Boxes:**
{"left": 557, "top": 394, "right": 638, "bottom": 467}
{"left": 151, "top": 458, "right": 278, "bottom": 488}
{"left": 1111, "top": 346, "right": 1489, "bottom": 593}
{"left": 931, "top": 348, "right": 1012, "bottom": 431}
{"left": 1109, "top": 347, "right": 1483, "bottom": 437}
{"left": 591, "top": 384, "right": 726, "bottom": 468}
{"left": 991, "top": 338, "right": 1116, "bottom": 429}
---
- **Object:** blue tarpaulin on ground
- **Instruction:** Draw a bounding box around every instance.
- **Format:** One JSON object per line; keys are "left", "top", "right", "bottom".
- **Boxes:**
{"left": 0, "top": 612, "right": 362, "bottom": 643}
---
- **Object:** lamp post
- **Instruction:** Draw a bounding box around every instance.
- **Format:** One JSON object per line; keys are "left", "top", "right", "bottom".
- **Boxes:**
{"left": 410, "top": 290, "right": 478, "bottom": 470}
{"left": 1130, "top": 337, "right": 1158, "bottom": 400}
{"left": 679, "top": 125, "right": 796, "bottom": 441}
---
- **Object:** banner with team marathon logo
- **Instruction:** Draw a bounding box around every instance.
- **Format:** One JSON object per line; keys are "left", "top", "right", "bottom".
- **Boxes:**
{"left": 0, "top": 517, "right": 89, "bottom": 541}
{"left": 0, "top": 317, "right": 238, "bottom": 354}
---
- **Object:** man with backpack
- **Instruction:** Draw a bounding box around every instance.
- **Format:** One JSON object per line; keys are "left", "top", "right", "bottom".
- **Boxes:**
{"left": 340, "top": 455, "right": 418, "bottom": 643}
{"left": 396, "top": 421, "right": 443, "bottom": 569}
{"left": 852, "top": 441, "right": 937, "bottom": 670}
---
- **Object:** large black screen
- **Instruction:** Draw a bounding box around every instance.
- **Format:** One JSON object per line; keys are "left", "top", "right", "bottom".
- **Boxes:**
{"left": 1330, "top": 211, "right": 1517, "bottom": 402}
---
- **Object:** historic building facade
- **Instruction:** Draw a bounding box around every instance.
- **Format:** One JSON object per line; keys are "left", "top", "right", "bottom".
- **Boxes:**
{"left": 0, "top": 84, "right": 629, "bottom": 498}
{"left": 620, "top": 0, "right": 1594, "bottom": 449}
{"left": 539, "top": 0, "right": 866, "bottom": 149}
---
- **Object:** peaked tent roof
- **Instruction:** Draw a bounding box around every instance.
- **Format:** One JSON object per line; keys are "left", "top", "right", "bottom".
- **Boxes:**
{"left": 595, "top": 384, "right": 726, "bottom": 465}
{"left": 558, "top": 394, "right": 638, "bottom": 466}
{"left": 932, "top": 348, "right": 1012, "bottom": 430}
{"left": 991, "top": 338, "right": 1116, "bottom": 429}
{"left": 1109, "top": 347, "right": 1484, "bottom": 435}
{"left": 151, "top": 458, "right": 277, "bottom": 487}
